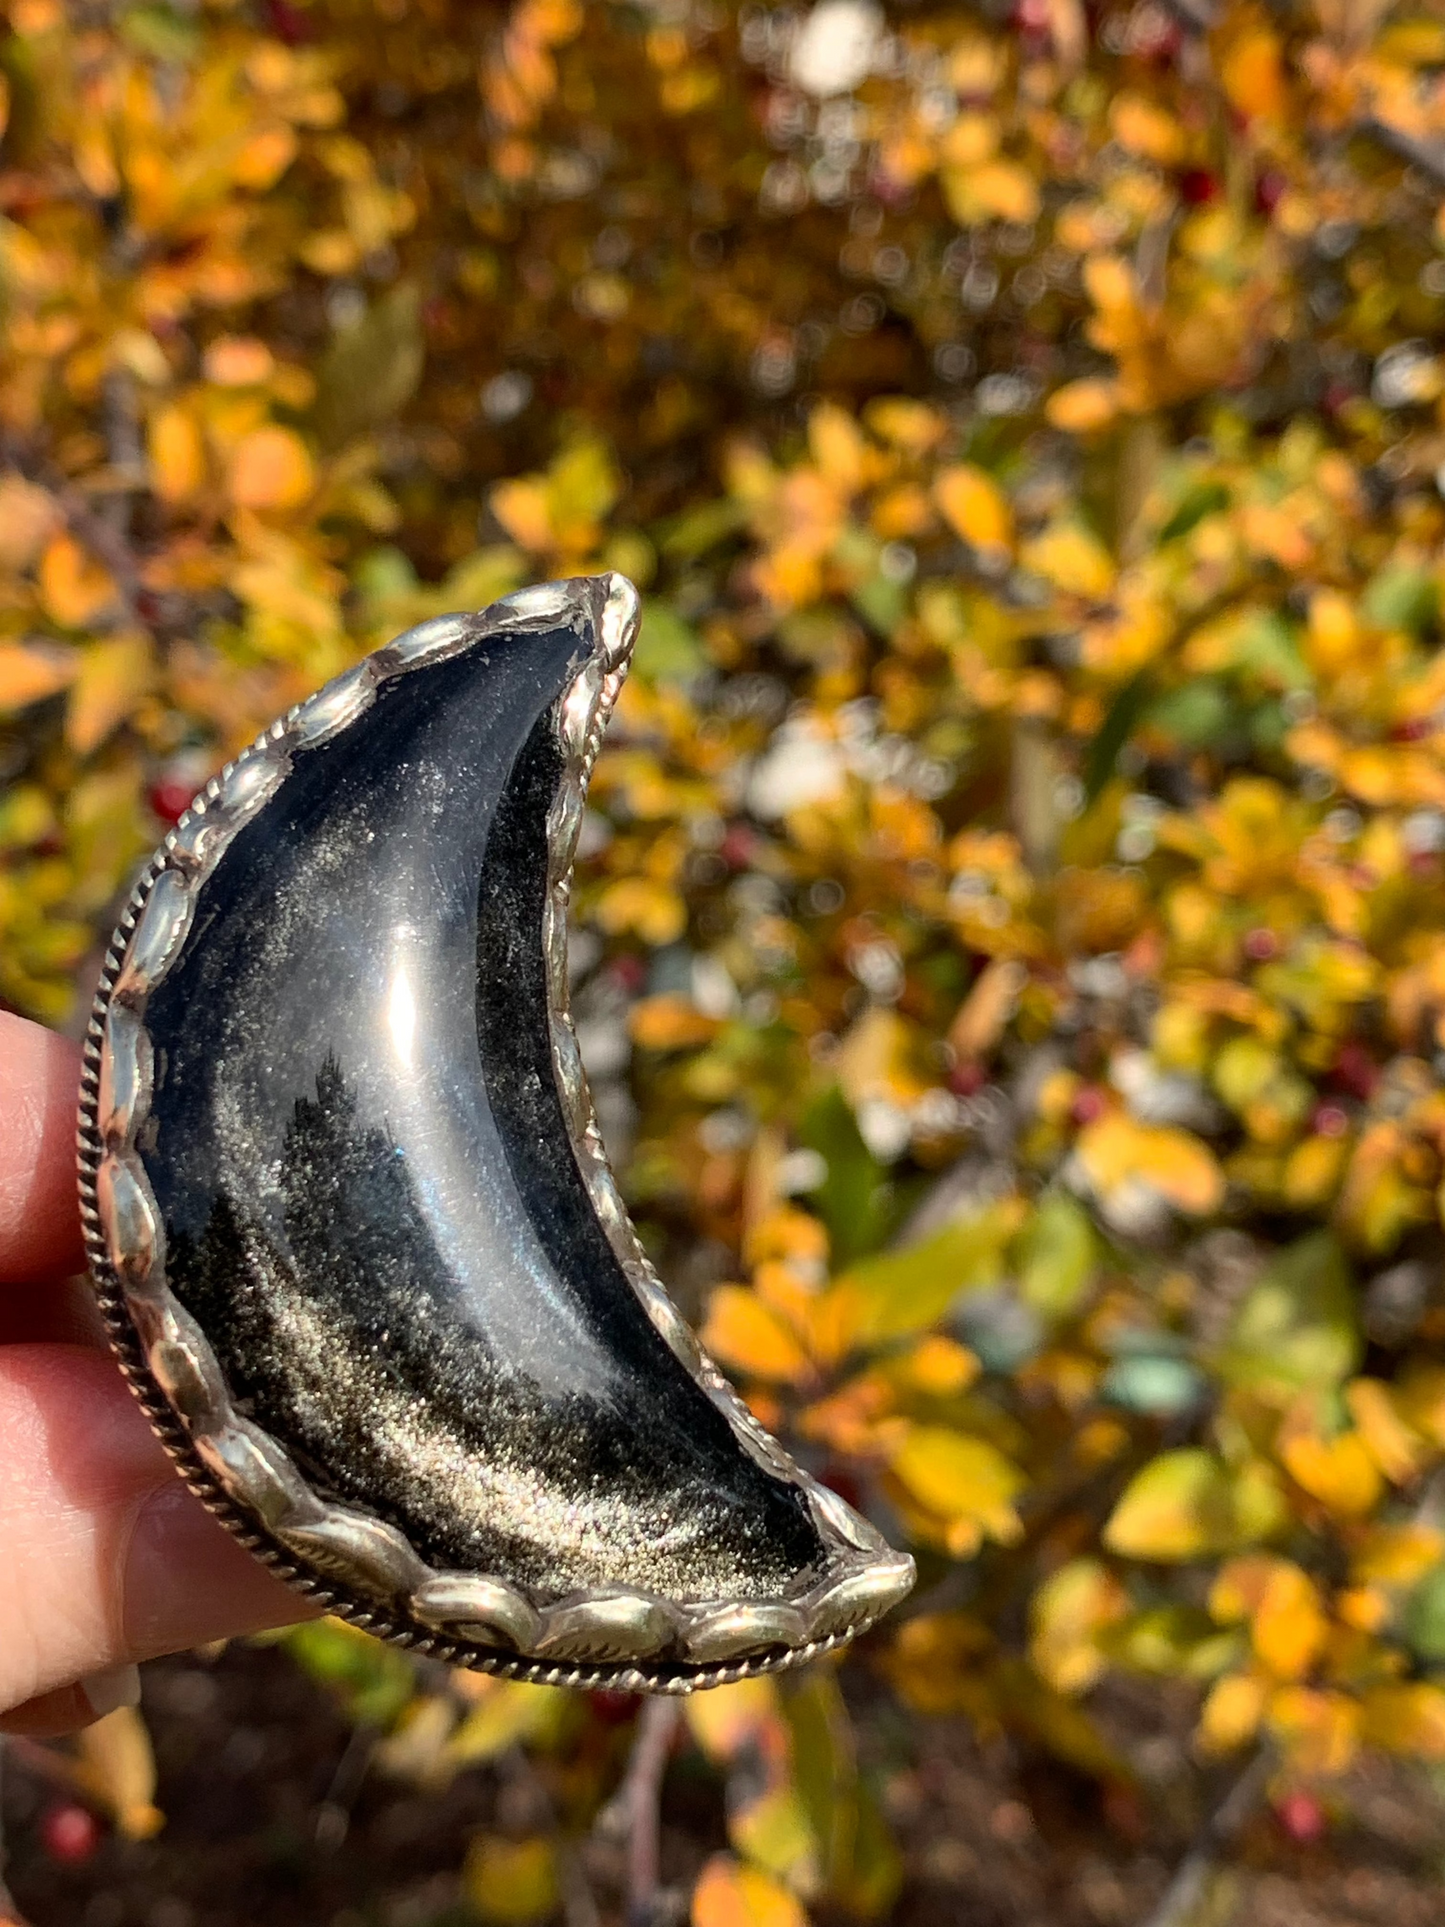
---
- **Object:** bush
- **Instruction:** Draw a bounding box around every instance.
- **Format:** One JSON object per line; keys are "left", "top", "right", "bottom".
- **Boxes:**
{"left": 4, "top": 0, "right": 1445, "bottom": 1918}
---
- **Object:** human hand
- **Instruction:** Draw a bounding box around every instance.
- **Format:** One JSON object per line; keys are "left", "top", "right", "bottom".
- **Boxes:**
{"left": 1, "top": 1010, "right": 309, "bottom": 1738}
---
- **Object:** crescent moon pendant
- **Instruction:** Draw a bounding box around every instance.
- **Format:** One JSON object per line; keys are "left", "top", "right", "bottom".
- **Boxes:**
{"left": 77, "top": 575, "right": 914, "bottom": 1691}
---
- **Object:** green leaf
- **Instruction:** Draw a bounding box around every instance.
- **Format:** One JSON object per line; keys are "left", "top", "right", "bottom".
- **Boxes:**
{"left": 1147, "top": 676, "right": 1234, "bottom": 749}
{"left": 1084, "top": 668, "right": 1153, "bottom": 802}
{"left": 841, "top": 1200, "right": 1021, "bottom": 1343}
{"left": 1103, "top": 1449, "right": 1237, "bottom": 1562}
{"left": 280, "top": 1620, "right": 417, "bottom": 1728}
{"left": 1404, "top": 1562, "right": 1445, "bottom": 1663}
{"left": 1016, "top": 1190, "right": 1098, "bottom": 1318}
{"left": 1219, "top": 1231, "right": 1360, "bottom": 1399}
{"left": 1157, "top": 478, "right": 1231, "bottom": 543}
{"left": 1363, "top": 564, "right": 1438, "bottom": 638}
{"left": 635, "top": 601, "right": 705, "bottom": 682}
{"left": 798, "top": 1084, "right": 898, "bottom": 1267}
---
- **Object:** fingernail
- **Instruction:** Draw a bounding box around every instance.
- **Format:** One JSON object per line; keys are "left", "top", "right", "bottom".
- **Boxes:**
{"left": 125, "top": 1480, "right": 312, "bottom": 1661}
{"left": 81, "top": 1663, "right": 141, "bottom": 1721}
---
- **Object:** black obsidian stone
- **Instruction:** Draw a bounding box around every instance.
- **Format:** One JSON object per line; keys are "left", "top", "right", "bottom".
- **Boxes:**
{"left": 139, "top": 621, "right": 826, "bottom": 1604}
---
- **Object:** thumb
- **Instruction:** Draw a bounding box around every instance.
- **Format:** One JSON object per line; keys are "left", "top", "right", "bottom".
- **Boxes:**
{"left": 0, "top": 1345, "right": 312, "bottom": 1736}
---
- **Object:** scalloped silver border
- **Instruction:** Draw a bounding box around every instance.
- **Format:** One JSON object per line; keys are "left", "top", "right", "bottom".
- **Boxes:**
{"left": 76, "top": 573, "right": 913, "bottom": 1694}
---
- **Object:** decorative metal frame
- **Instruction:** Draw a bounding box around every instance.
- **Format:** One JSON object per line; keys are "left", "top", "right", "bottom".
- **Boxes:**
{"left": 77, "top": 574, "right": 913, "bottom": 1693}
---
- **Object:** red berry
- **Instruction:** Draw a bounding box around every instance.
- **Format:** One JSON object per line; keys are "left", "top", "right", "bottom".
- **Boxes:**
{"left": 1178, "top": 169, "right": 1219, "bottom": 206}
{"left": 720, "top": 824, "right": 759, "bottom": 869}
{"left": 1392, "top": 717, "right": 1431, "bottom": 743}
{"left": 1071, "top": 1086, "right": 1107, "bottom": 1126}
{"left": 610, "top": 953, "right": 647, "bottom": 994}
{"left": 1275, "top": 1789, "right": 1326, "bottom": 1844}
{"left": 1312, "top": 1102, "right": 1349, "bottom": 1139}
{"left": 949, "top": 1060, "right": 986, "bottom": 1097}
{"left": 1332, "top": 1042, "right": 1378, "bottom": 1100}
{"left": 818, "top": 1465, "right": 863, "bottom": 1511}
{"left": 40, "top": 1803, "right": 101, "bottom": 1866}
{"left": 1243, "top": 927, "right": 1279, "bottom": 962}
{"left": 147, "top": 776, "right": 197, "bottom": 827}
{"left": 589, "top": 1689, "right": 640, "bottom": 1725}
{"left": 1255, "top": 170, "right": 1287, "bottom": 215}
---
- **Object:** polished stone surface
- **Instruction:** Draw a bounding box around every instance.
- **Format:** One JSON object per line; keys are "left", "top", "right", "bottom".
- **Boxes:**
{"left": 140, "top": 620, "right": 826, "bottom": 1604}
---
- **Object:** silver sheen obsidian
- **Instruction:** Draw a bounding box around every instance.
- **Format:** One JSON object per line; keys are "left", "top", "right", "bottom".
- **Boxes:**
{"left": 77, "top": 574, "right": 914, "bottom": 1691}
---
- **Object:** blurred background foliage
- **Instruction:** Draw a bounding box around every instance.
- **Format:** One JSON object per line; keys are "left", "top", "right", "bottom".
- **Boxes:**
{"left": 5, "top": 0, "right": 1445, "bottom": 1921}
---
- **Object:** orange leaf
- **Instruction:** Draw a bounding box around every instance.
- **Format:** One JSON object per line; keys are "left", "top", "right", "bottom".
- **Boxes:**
{"left": 692, "top": 1855, "right": 807, "bottom": 1927}
{"left": 1281, "top": 1429, "right": 1383, "bottom": 1518}
{"left": 66, "top": 632, "right": 155, "bottom": 755}
{"left": 204, "top": 336, "right": 275, "bottom": 386}
{"left": 934, "top": 464, "right": 1013, "bottom": 557}
{"left": 701, "top": 1286, "right": 812, "bottom": 1385}
{"left": 229, "top": 426, "right": 316, "bottom": 511}
{"left": 38, "top": 532, "right": 116, "bottom": 628}
{"left": 0, "top": 473, "right": 60, "bottom": 570}
{"left": 0, "top": 640, "right": 75, "bottom": 711}
{"left": 628, "top": 994, "right": 722, "bottom": 1052}
{"left": 149, "top": 405, "right": 206, "bottom": 505}
{"left": 1045, "top": 378, "right": 1120, "bottom": 434}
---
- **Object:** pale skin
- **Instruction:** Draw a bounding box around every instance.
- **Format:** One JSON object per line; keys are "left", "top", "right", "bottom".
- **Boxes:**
{"left": 0, "top": 1010, "right": 309, "bottom": 1738}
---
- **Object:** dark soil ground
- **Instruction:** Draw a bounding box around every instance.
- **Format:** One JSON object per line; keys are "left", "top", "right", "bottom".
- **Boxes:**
{"left": 3, "top": 1644, "right": 1443, "bottom": 1927}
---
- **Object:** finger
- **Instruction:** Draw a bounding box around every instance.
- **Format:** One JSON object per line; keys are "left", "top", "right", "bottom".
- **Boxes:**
{"left": 0, "top": 1012, "right": 86, "bottom": 1287}
{"left": 0, "top": 1345, "right": 312, "bottom": 1727}
{"left": 0, "top": 1666, "right": 139, "bottom": 1741}
{"left": 0, "top": 1272, "right": 108, "bottom": 1348}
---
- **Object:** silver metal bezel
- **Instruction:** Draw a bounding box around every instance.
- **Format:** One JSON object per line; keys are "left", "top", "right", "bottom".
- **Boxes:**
{"left": 76, "top": 574, "right": 914, "bottom": 1693}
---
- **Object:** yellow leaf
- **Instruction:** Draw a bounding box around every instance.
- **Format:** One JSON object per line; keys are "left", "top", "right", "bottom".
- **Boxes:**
{"left": 934, "top": 464, "right": 1013, "bottom": 557}
{"left": 1075, "top": 1114, "right": 1224, "bottom": 1216}
{"left": 1197, "top": 1672, "right": 1268, "bottom": 1754}
{"left": 229, "top": 426, "right": 316, "bottom": 511}
{"left": 807, "top": 401, "right": 869, "bottom": 494}
{"left": 1345, "top": 1378, "right": 1427, "bottom": 1484}
{"left": 66, "top": 632, "right": 155, "bottom": 755}
{"left": 1029, "top": 1558, "right": 1129, "bottom": 1695}
{"left": 1281, "top": 1429, "right": 1383, "bottom": 1518}
{"left": 692, "top": 1855, "right": 808, "bottom": 1927}
{"left": 946, "top": 159, "right": 1040, "bottom": 225}
{"left": 1104, "top": 1449, "right": 1236, "bottom": 1562}
{"left": 1045, "top": 379, "right": 1120, "bottom": 434}
{"left": 149, "top": 404, "right": 206, "bottom": 505}
{"left": 889, "top": 1426, "right": 1025, "bottom": 1548}
{"left": 1351, "top": 1523, "right": 1445, "bottom": 1586}
{"left": 0, "top": 473, "right": 59, "bottom": 569}
{"left": 1020, "top": 523, "right": 1117, "bottom": 601}
{"left": 0, "top": 640, "right": 75, "bottom": 711}
{"left": 1267, "top": 1686, "right": 1361, "bottom": 1776}
{"left": 594, "top": 875, "right": 687, "bottom": 945}
{"left": 685, "top": 1678, "right": 778, "bottom": 1761}
{"left": 463, "top": 1835, "right": 559, "bottom": 1925}
{"left": 701, "top": 1286, "right": 813, "bottom": 1385}
{"left": 1108, "top": 93, "right": 1185, "bottom": 165}
{"left": 75, "top": 1707, "right": 164, "bottom": 1841}
{"left": 233, "top": 122, "right": 299, "bottom": 190}
{"left": 446, "top": 1681, "right": 567, "bottom": 1765}
{"left": 38, "top": 532, "right": 116, "bottom": 627}
{"left": 1361, "top": 1684, "right": 1445, "bottom": 1760}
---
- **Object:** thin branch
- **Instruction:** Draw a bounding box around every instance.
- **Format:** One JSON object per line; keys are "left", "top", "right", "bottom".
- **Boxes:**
{"left": 500, "top": 1745, "right": 601, "bottom": 1927}
{"left": 622, "top": 1700, "right": 681, "bottom": 1927}
{"left": 1140, "top": 1747, "right": 1271, "bottom": 1927}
